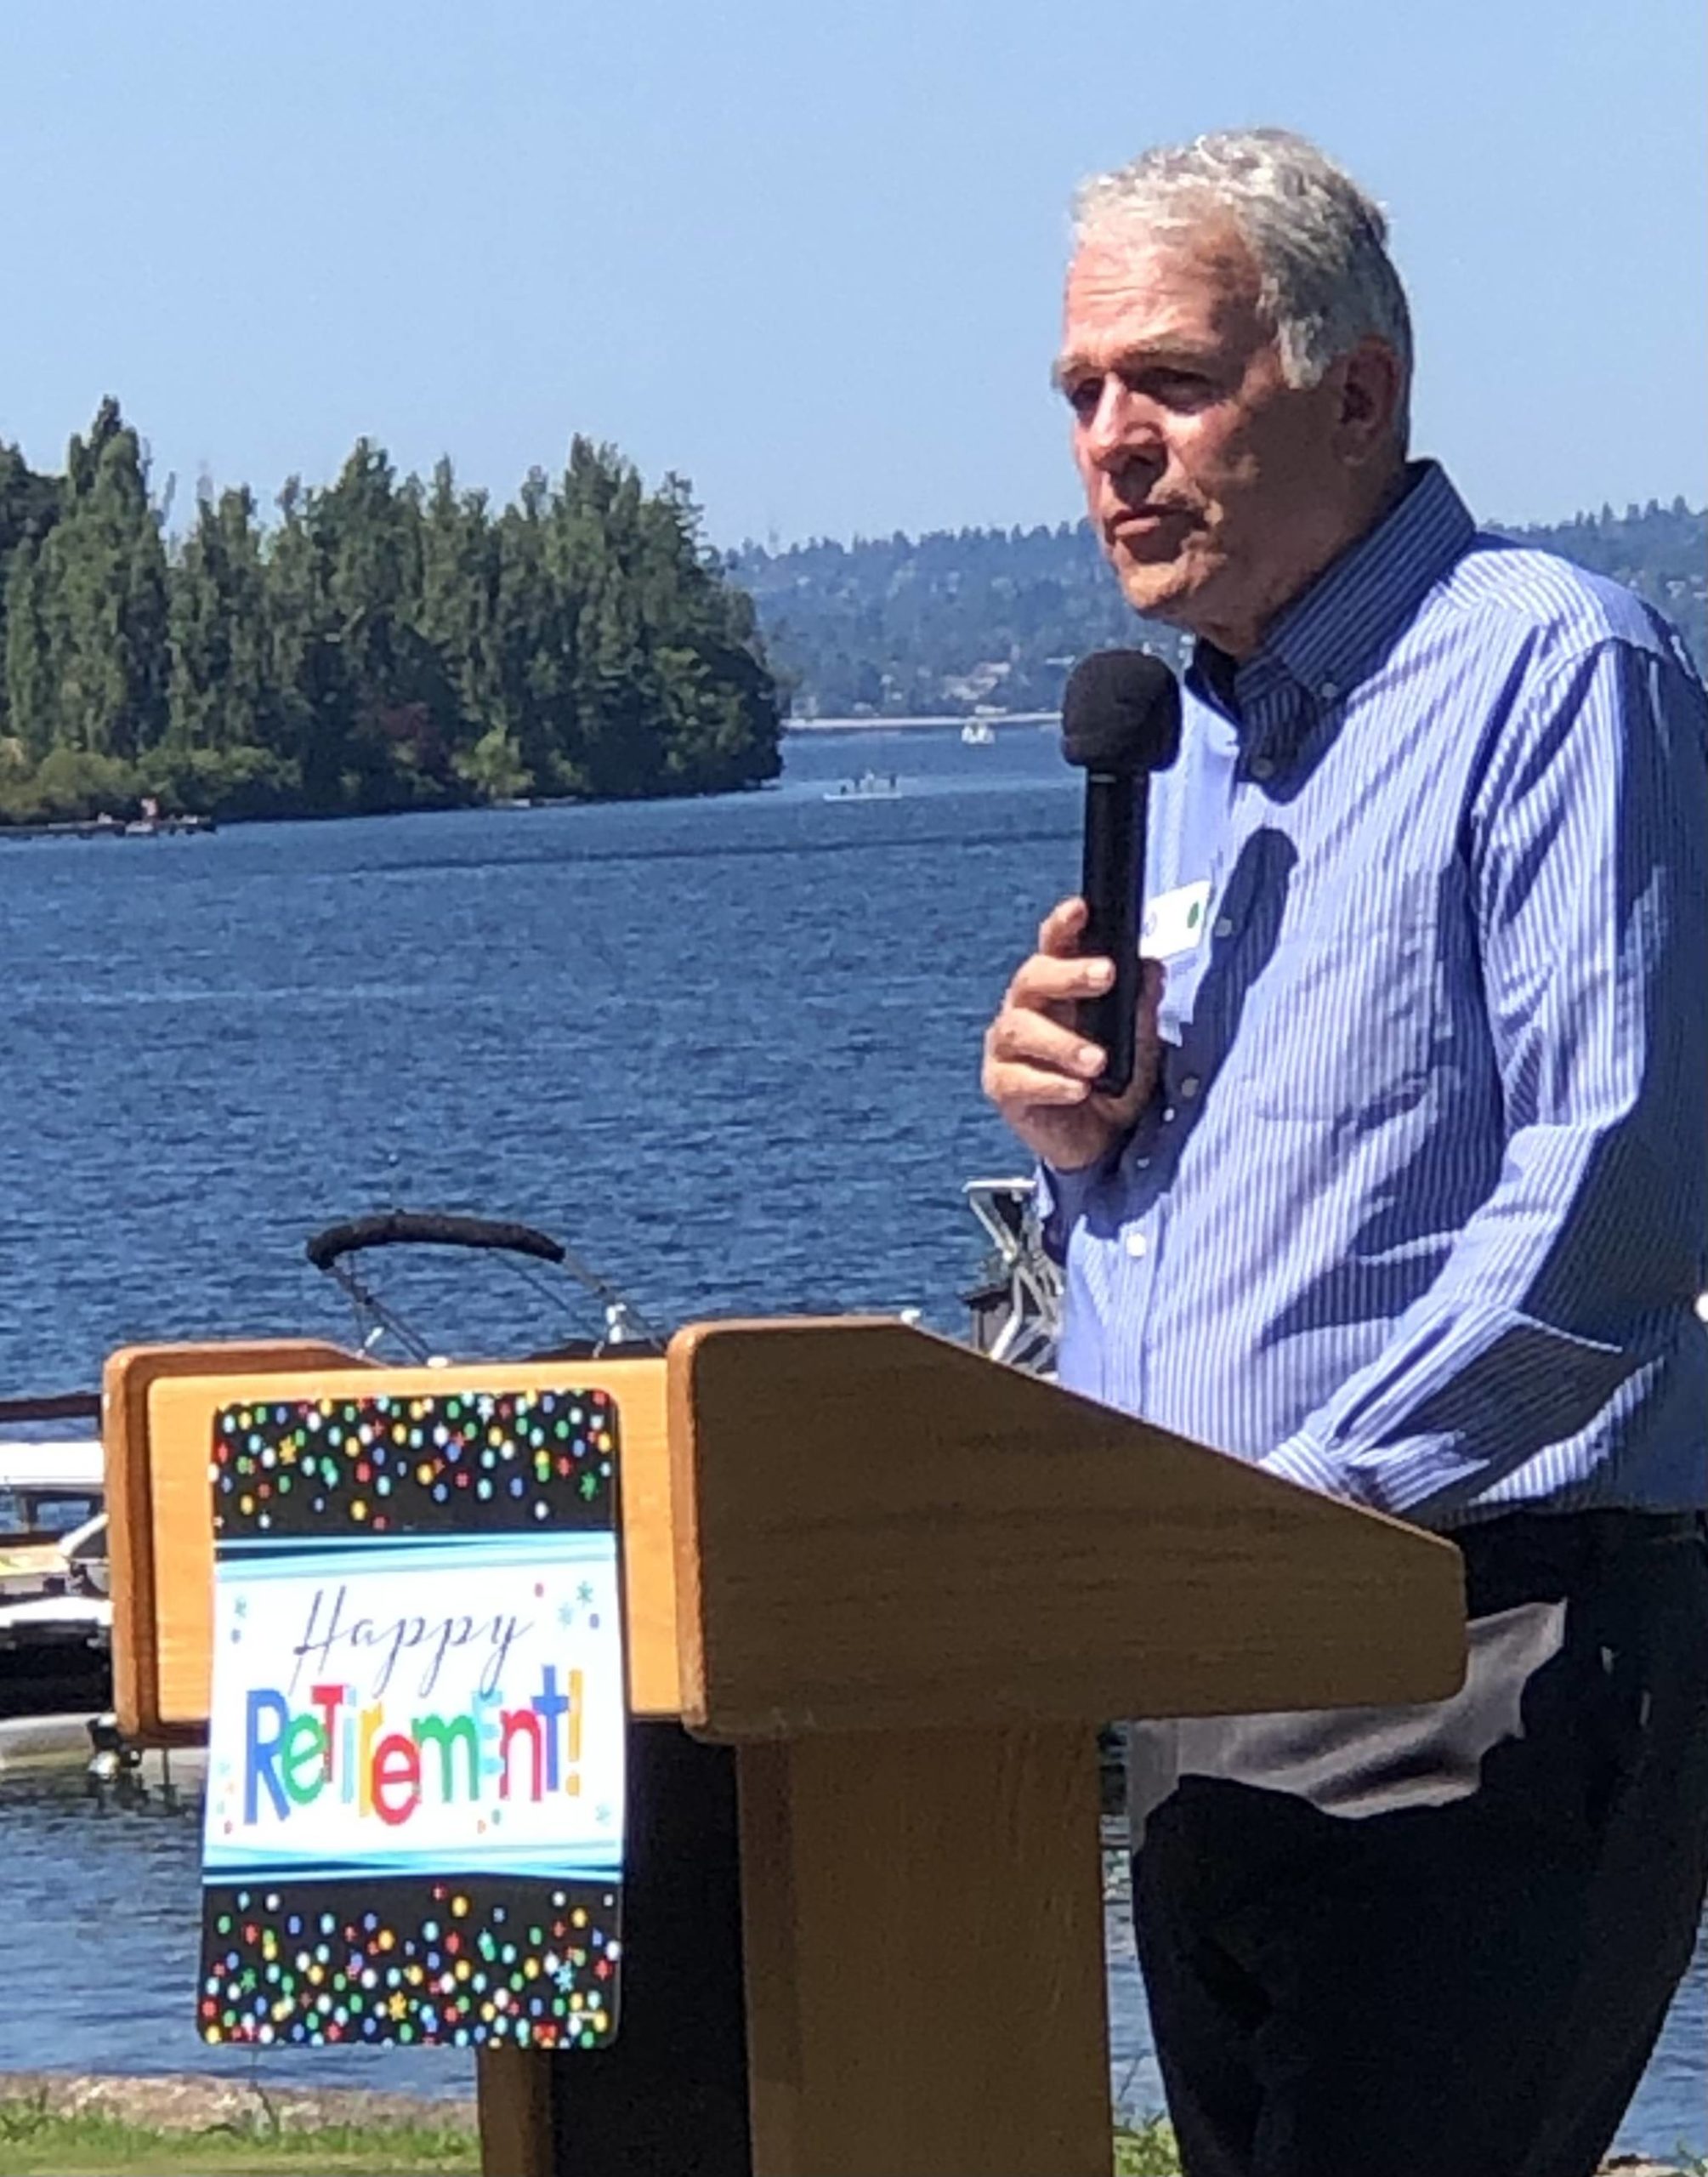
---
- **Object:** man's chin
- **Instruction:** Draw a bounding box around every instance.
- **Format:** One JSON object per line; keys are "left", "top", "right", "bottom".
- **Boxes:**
{"left": 1109, "top": 557, "right": 1195, "bottom": 628}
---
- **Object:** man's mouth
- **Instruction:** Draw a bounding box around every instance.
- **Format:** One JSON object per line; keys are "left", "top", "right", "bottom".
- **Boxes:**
{"left": 1106, "top": 505, "right": 1190, "bottom": 552}
{"left": 1109, "top": 504, "right": 1184, "bottom": 534}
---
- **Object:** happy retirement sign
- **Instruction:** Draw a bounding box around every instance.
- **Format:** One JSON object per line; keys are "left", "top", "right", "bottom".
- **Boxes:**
{"left": 197, "top": 1386, "right": 626, "bottom": 2051}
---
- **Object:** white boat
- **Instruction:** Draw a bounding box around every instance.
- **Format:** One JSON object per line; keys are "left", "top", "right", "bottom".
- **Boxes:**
{"left": 960, "top": 719, "right": 996, "bottom": 746}
{"left": 0, "top": 1432, "right": 110, "bottom": 1725}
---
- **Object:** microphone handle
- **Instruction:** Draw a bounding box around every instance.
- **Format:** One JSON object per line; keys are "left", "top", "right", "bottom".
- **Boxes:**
{"left": 1079, "top": 769, "right": 1143, "bottom": 1096}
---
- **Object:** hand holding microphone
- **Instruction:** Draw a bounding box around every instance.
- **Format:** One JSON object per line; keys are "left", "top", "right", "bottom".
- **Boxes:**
{"left": 982, "top": 900, "right": 1166, "bottom": 1172}
{"left": 982, "top": 651, "right": 1181, "bottom": 1172}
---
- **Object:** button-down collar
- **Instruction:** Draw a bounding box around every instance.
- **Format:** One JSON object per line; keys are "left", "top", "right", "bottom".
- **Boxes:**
{"left": 1185, "top": 461, "right": 1478, "bottom": 770}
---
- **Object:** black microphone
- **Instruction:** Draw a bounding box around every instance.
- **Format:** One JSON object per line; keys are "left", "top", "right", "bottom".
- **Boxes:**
{"left": 1060, "top": 651, "right": 1183, "bottom": 1096}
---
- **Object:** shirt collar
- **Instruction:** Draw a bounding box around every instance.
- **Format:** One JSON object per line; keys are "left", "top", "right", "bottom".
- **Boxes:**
{"left": 1187, "top": 461, "right": 1475, "bottom": 744}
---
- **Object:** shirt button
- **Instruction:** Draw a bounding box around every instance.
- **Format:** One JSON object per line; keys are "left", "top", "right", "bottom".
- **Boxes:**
{"left": 1212, "top": 914, "right": 1234, "bottom": 939}
{"left": 1178, "top": 1075, "right": 1201, "bottom": 1100}
{"left": 1319, "top": 679, "right": 1339, "bottom": 702}
{"left": 1125, "top": 1230, "right": 1149, "bottom": 1259}
{"left": 1250, "top": 755, "right": 1275, "bottom": 781}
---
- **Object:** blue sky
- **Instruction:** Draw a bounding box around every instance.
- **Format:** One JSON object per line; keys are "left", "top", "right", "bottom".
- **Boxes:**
{"left": 2, "top": 3, "right": 1702, "bottom": 547}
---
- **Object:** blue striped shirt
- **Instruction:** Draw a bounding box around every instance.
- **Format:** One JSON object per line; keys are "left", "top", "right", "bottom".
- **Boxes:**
{"left": 1047, "top": 463, "right": 1708, "bottom": 1530}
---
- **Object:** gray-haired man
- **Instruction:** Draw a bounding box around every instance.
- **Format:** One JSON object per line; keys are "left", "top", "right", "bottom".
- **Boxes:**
{"left": 985, "top": 130, "right": 1708, "bottom": 2174}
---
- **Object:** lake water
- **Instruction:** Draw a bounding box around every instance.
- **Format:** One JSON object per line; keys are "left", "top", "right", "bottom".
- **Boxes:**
{"left": 0, "top": 724, "right": 1701, "bottom": 2155}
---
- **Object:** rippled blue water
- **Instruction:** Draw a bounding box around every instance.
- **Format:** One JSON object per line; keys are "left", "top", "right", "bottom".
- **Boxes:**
{"left": 0, "top": 725, "right": 1700, "bottom": 2153}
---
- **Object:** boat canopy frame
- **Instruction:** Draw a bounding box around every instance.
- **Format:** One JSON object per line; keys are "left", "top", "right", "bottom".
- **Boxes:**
{"left": 304, "top": 1208, "right": 668, "bottom": 1365}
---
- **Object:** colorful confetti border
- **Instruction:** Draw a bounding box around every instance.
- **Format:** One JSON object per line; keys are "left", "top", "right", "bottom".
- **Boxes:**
{"left": 211, "top": 1387, "right": 617, "bottom": 1539}
{"left": 201, "top": 1873, "right": 621, "bottom": 2049}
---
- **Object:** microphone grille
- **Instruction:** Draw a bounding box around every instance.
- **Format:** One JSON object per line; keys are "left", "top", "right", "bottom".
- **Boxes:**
{"left": 1060, "top": 651, "right": 1182, "bottom": 772}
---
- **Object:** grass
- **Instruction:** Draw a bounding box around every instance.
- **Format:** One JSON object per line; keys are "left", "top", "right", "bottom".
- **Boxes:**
{"left": 1108, "top": 2117, "right": 1708, "bottom": 2175}
{"left": 1, "top": 2095, "right": 1685, "bottom": 2177}
{"left": 0, "top": 2095, "right": 477, "bottom": 2175}
{"left": 0, "top": 2094, "right": 1175, "bottom": 2177}
{"left": 1115, "top": 2115, "right": 1182, "bottom": 2174}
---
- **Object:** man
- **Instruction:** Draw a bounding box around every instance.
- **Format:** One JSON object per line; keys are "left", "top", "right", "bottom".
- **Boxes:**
{"left": 983, "top": 129, "right": 1708, "bottom": 2177}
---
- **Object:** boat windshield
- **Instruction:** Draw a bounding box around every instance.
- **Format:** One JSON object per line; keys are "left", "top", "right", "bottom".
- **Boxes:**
{"left": 0, "top": 1486, "right": 100, "bottom": 1543}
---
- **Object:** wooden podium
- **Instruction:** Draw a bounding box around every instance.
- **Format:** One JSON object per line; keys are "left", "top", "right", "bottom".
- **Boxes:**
{"left": 104, "top": 1318, "right": 1465, "bottom": 2177}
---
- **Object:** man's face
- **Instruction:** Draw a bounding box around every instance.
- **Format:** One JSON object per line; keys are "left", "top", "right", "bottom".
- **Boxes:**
{"left": 1058, "top": 225, "right": 1359, "bottom": 655}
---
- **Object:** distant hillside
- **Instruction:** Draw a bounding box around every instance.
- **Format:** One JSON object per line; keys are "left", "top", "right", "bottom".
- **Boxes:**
{"left": 733, "top": 497, "right": 1706, "bottom": 719}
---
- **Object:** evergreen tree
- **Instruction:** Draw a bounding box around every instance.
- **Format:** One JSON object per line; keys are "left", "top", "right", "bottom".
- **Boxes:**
{"left": 559, "top": 442, "right": 671, "bottom": 799}
{"left": 3, "top": 537, "right": 56, "bottom": 764}
{"left": 312, "top": 441, "right": 440, "bottom": 808}
{"left": 167, "top": 485, "right": 271, "bottom": 753}
{"left": 418, "top": 458, "right": 501, "bottom": 747}
{"left": 639, "top": 470, "right": 780, "bottom": 792}
{"left": 0, "top": 441, "right": 60, "bottom": 734}
{"left": 36, "top": 399, "right": 168, "bottom": 760}
{"left": 264, "top": 474, "right": 349, "bottom": 812}
{"left": 491, "top": 469, "right": 576, "bottom": 796}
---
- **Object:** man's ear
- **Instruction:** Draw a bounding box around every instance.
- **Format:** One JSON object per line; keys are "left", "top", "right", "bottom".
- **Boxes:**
{"left": 1333, "top": 338, "right": 1404, "bottom": 463}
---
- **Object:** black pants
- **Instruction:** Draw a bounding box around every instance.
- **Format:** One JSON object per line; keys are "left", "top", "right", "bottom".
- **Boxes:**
{"left": 1131, "top": 1511, "right": 1708, "bottom": 2177}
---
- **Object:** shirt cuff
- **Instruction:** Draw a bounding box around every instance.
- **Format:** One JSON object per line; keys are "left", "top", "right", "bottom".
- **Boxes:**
{"left": 1035, "top": 1155, "right": 1115, "bottom": 1264}
{"left": 1258, "top": 1430, "right": 1351, "bottom": 1504}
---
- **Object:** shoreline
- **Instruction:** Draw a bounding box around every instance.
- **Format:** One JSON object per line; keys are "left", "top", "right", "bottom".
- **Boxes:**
{"left": 786, "top": 710, "right": 1058, "bottom": 730}
{"left": 0, "top": 2072, "right": 477, "bottom": 2134}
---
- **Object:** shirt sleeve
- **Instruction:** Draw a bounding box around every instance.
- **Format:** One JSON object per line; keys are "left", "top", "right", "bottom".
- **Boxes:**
{"left": 1260, "top": 636, "right": 1708, "bottom": 1521}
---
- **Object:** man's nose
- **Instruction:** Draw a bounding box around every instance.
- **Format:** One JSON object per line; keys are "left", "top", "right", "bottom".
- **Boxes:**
{"left": 1083, "top": 379, "right": 1164, "bottom": 471}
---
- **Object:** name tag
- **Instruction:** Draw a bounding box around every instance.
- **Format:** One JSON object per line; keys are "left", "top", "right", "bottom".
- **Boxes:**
{"left": 1142, "top": 879, "right": 1211, "bottom": 962}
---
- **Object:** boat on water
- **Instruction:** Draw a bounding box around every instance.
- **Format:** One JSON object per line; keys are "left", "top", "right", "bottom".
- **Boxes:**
{"left": 823, "top": 770, "right": 902, "bottom": 801}
{"left": 0, "top": 1428, "right": 109, "bottom": 1727}
{"left": 960, "top": 718, "right": 996, "bottom": 746}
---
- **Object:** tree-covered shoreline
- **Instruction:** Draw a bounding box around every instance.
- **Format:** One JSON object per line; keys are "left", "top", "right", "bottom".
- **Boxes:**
{"left": 0, "top": 402, "right": 783, "bottom": 828}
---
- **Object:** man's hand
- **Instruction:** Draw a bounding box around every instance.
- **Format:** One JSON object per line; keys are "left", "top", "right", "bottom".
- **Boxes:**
{"left": 982, "top": 896, "right": 1164, "bottom": 1171}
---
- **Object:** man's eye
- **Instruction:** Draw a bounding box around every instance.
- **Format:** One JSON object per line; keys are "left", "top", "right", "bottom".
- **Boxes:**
{"left": 1149, "top": 371, "right": 1214, "bottom": 407}
{"left": 1064, "top": 379, "right": 1102, "bottom": 420}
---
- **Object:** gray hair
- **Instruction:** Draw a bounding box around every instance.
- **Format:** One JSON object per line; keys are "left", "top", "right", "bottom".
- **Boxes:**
{"left": 1074, "top": 129, "right": 1412, "bottom": 441}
